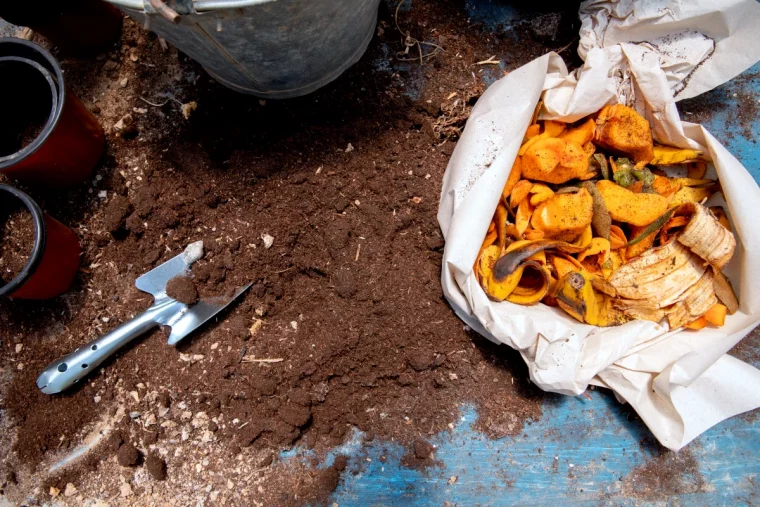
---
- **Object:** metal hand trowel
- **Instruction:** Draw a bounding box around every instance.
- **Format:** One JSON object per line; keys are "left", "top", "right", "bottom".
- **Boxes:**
{"left": 37, "top": 241, "right": 250, "bottom": 394}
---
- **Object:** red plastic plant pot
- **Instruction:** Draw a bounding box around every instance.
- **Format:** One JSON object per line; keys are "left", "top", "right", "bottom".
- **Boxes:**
{"left": 0, "top": 38, "right": 105, "bottom": 187}
{"left": 0, "top": 0, "right": 122, "bottom": 57}
{"left": 0, "top": 184, "right": 81, "bottom": 300}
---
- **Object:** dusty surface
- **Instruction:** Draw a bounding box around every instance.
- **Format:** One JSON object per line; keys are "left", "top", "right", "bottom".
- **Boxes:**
{"left": 0, "top": 2, "right": 757, "bottom": 506}
{"left": 620, "top": 437, "right": 710, "bottom": 500}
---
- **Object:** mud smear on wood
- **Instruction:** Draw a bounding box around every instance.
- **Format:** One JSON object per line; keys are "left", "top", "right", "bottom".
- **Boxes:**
{"left": 620, "top": 437, "right": 711, "bottom": 500}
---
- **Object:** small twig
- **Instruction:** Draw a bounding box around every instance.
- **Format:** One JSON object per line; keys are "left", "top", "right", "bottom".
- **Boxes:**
{"left": 476, "top": 56, "right": 501, "bottom": 66}
{"left": 355, "top": 243, "right": 362, "bottom": 262}
{"left": 241, "top": 356, "right": 284, "bottom": 364}
{"left": 139, "top": 96, "right": 183, "bottom": 108}
{"left": 139, "top": 97, "right": 170, "bottom": 107}
{"left": 554, "top": 38, "right": 578, "bottom": 55}
{"left": 237, "top": 346, "right": 247, "bottom": 364}
{"left": 20, "top": 27, "right": 35, "bottom": 41}
{"left": 393, "top": 0, "right": 442, "bottom": 64}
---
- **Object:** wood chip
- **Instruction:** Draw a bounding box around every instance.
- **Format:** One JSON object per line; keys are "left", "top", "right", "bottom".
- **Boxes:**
{"left": 249, "top": 319, "right": 264, "bottom": 337}
{"left": 241, "top": 356, "right": 284, "bottom": 364}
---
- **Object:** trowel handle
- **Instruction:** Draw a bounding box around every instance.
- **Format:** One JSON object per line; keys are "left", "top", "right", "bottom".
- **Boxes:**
{"left": 36, "top": 309, "right": 159, "bottom": 394}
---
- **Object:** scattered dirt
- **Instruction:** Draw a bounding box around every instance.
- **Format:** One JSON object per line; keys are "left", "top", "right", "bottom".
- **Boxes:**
{"left": 678, "top": 70, "right": 760, "bottom": 141}
{"left": 116, "top": 442, "right": 140, "bottom": 467}
{"left": 0, "top": 1, "right": 755, "bottom": 506}
{"left": 0, "top": 6, "right": 555, "bottom": 502}
{"left": 165, "top": 275, "right": 198, "bottom": 305}
{"left": 144, "top": 453, "right": 166, "bottom": 481}
{"left": 0, "top": 208, "right": 35, "bottom": 284}
{"left": 103, "top": 194, "right": 132, "bottom": 234}
{"left": 621, "top": 438, "right": 709, "bottom": 500}
{"left": 401, "top": 437, "right": 440, "bottom": 470}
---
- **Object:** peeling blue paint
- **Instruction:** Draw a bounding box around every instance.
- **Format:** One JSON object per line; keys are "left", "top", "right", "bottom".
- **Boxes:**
{"left": 682, "top": 62, "right": 760, "bottom": 182}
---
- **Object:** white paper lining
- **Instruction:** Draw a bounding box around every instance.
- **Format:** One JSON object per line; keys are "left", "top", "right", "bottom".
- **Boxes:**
{"left": 438, "top": 0, "right": 760, "bottom": 450}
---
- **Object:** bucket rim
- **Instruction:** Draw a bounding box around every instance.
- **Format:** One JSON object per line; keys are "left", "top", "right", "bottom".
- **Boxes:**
{"left": 106, "top": 0, "right": 276, "bottom": 13}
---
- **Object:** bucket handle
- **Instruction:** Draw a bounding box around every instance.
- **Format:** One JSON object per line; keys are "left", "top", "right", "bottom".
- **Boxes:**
{"left": 147, "top": 0, "right": 182, "bottom": 23}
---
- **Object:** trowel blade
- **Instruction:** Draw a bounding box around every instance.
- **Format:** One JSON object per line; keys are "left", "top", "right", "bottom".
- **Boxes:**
{"left": 135, "top": 241, "right": 204, "bottom": 297}
{"left": 166, "top": 283, "right": 252, "bottom": 346}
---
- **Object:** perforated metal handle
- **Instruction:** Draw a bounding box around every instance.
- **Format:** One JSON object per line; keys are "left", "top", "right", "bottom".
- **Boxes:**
{"left": 36, "top": 309, "right": 159, "bottom": 394}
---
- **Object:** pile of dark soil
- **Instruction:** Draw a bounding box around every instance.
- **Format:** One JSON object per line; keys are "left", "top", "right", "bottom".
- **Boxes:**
{"left": 0, "top": 5, "right": 557, "bottom": 495}
{"left": 0, "top": 208, "right": 35, "bottom": 284}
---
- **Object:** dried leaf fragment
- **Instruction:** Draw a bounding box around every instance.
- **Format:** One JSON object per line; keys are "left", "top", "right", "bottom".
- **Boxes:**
{"left": 582, "top": 181, "right": 611, "bottom": 240}
{"left": 651, "top": 145, "right": 701, "bottom": 165}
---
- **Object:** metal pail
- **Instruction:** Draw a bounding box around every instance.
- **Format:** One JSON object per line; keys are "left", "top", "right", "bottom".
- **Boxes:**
{"left": 107, "top": 0, "right": 381, "bottom": 98}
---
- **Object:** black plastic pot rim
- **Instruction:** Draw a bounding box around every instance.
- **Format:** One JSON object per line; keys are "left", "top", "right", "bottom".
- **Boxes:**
{"left": 0, "top": 38, "right": 67, "bottom": 170}
{"left": 0, "top": 184, "right": 47, "bottom": 297}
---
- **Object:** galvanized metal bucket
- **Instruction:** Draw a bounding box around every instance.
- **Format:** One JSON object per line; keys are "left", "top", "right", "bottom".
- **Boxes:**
{"left": 106, "top": 0, "right": 381, "bottom": 98}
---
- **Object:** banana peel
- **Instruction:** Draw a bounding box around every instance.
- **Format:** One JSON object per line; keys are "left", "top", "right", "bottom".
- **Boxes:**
{"left": 578, "top": 237, "right": 611, "bottom": 264}
{"left": 710, "top": 206, "right": 731, "bottom": 231}
{"left": 669, "top": 184, "right": 718, "bottom": 207}
{"left": 505, "top": 263, "right": 551, "bottom": 305}
{"left": 549, "top": 253, "right": 584, "bottom": 280}
{"left": 687, "top": 161, "right": 707, "bottom": 179}
{"left": 651, "top": 145, "right": 701, "bottom": 165}
{"left": 677, "top": 203, "right": 736, "bottom": 269}
{"left": 713, "top": 268, "right": 739, "bottom": 314}
{"left": 609, "top": 225, "right": 627, "bottom": 251}
{"left": 667, "top": 270, "right": 718, "bottom": 329}
{"left": 572, "top": 225, "right": 593, "bottom": 249}
{"left": 608, "top": 240, "right": 706, "bottom": 308}
{"left": 493, "top": 239, "right": 585, "bottom": 280}
{"left": 480, "top": 243, "right": 553, "bottom": 304}
{"left": 555, "top": 270, "right": 626, "bottom": 326}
